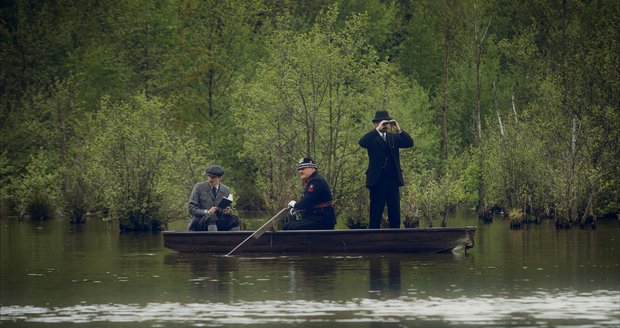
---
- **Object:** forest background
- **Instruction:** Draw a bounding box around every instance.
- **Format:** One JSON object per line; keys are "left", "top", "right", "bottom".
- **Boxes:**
{"left": 1, "top": 0, "right": 618, "bottom": 231}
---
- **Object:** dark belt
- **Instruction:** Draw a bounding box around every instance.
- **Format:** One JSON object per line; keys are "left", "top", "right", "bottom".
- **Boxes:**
{"left": 313, "top": 201, "right": 334, "bottom": 209}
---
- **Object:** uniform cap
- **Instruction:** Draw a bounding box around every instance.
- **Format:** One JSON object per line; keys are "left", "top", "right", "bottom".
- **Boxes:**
{"left": 297, "top": 157, "right": 317, "bottom": 170}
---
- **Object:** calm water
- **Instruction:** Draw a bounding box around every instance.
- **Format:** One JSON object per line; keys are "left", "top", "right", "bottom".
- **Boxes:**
{"left": 1, "top": 209, "right": 618, "bottom": 327}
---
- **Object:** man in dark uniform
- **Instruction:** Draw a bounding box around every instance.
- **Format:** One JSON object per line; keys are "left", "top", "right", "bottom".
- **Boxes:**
{"left": 188, "top": 164, "right": 240, "bottom": 231}
{"left": 359, "top": 111, "right": 414, "bottom": 229}
{"left": 283, "top": 157, "right": 336, "bottom": 230}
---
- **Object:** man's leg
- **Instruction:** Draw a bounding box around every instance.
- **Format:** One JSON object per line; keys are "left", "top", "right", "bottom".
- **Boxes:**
{"left": 188, "top": 217, "right": 209, "bottom": 231}
{"left": 207, "top": 213, "right": 218, "bottom": 231}
{"left": 217, "top": 213, "right": 240, "bottom": 231}
{"left": 369, "top": 183, "right": 387, "bottom": 229}
{"left": 386, "top": 184, "right": 401, "bottom": 228}
{"left": 282, "top": 218, "right": 326, "bottom": 230}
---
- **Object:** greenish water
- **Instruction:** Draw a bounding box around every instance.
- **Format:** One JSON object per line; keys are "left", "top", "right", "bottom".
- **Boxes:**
{"left": 1, "top": 209, "right": 618, "bottom": 327}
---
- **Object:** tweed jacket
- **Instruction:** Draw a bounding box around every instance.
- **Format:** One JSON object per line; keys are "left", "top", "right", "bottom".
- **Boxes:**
{"left": 188, "top": 181, "right": 232, "bottom": 221}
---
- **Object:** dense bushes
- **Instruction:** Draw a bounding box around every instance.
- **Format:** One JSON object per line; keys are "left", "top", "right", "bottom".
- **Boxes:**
{"left": 83, "top": 95, "right": 205, "bottom": 231}
{"left": 1, "top": 0, "right": 618, "bottom": 230}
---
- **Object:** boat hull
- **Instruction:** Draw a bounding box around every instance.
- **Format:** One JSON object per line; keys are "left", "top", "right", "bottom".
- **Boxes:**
{"left": 163, "top": 227, "right": 476, "bottom": 254}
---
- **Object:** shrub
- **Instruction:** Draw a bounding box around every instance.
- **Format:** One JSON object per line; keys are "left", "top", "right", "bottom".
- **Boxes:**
{"left": 84, "top": 94, "right": 204, "bottom": 232}
{"left": 12, "top": 149, "right": 61, "bottom": 219}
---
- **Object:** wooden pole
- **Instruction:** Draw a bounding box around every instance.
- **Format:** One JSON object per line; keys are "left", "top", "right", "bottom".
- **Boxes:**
{"left": 226, "top": 207, "right": 290, "bottom": 256}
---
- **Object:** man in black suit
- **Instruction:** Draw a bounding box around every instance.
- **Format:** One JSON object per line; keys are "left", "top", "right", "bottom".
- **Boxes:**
{"left": 359, "top": 111, "right": 414, "bottom": 228}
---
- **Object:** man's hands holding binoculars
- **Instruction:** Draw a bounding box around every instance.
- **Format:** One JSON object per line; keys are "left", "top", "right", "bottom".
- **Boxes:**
{"left": 377, "top": 120, "right": 401, "bottom": 133}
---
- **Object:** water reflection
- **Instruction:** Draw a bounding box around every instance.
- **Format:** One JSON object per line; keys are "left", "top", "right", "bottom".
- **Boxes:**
{"left": 2, "top": 290, "right": 618, "bottom": 327}
{"left": 368, "top": 256, "right": 401, "bottom": 298}
{"left": 287, "top": 255, "right": 338, "bottom": 299}
{"left": 2, "top": 214, "right": 618, "bottom": 327}
{"left": 164, "top": 254, "right": 341, "bottom": 302}
{"left": 162, "top": 252, "right": 477, "bottom": 304}
{"left": 164, "top": 254, "right": 240, "bottom": 302}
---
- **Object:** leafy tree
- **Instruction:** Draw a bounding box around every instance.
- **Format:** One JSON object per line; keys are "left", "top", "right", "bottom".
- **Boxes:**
{"left": 232, "top": 6, "right": 421, "bottom": 221}
{"left": 100, "top": 0, "right": 179, "bottom": 99}
{"left": 164, "top": 0, "right": 268, "bottom": 207}
{"left": 10, "top": 149, "right": 62, "bottom": 220}
{"left": 0, "top": 151, "right": 13, "bottom": 215}
{"left": 1, "top": 0, "right": 618, "bottom": 229}
{"left": 1, "top": 0, "right": 75, "bottom": 177}
{"left": 276, "top": 0, "right": 401, "bottom": 57}
{"left": 484, "top": 110, "right": 550, "bottom": 223}
{"left": 403, "top": 167, "right": 466, "bottom": 228}
{"left": 480, "top": 0, "right": 620, "bottom": 227}
{"left": 84, "top": 94, "right": 205, "bottom": 231}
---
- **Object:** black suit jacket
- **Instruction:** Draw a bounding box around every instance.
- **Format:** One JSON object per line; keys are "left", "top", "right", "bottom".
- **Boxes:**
{"left": 359, "top": 129, "right": 414, "bottom": 187}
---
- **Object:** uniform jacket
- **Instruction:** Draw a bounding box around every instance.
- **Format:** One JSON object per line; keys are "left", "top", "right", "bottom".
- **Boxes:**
{"left": 293, "top": 171, "right": 333, "bottom": 213}
{"left": 188, "top": 181, "right": 232, "bottom": 221}
{"left": 358, "top": 129, "right": 414, "bottom": 187}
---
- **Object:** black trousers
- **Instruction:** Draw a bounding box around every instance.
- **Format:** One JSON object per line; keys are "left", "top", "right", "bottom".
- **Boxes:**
{"left": 188, "top": 213, "right": 240, "bottom": 231}
{"left": 282, "top": 207, "right": 336, "bottom": 230}
{"left": 368, "top": 168, "right": 401, "bottom": 229}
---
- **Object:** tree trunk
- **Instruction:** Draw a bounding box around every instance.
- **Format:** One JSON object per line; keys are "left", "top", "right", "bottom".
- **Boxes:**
{"left": 493, "top": 81, "right": 504, "bottom": 137}
{"left": 511, "top": 92, "right": 519, "bottom": 123}
{"left": 440, "top": 3, "right": 451, "bottom": 165}
{"left": 440, "top": 207, "right": 449, "bottom": 227}
{"left": 473, "top": 9, "right": 491, "bottom": 221}
{"left": 579, "top": 191, "right": 596, "bottom": 228}
{"left": 207, "top": 67, "right": 214, "bottom": 117}
{"left": 569, "top": 117, "right": 578, "bottom": 221}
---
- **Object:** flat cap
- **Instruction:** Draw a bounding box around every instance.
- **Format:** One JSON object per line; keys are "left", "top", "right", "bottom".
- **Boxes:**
{"left": 205, "top": 164, "right": 225, "bottom": 177}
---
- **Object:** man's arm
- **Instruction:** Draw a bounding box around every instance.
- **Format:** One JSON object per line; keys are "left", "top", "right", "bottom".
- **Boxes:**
{"left": 395, "top": 130, "right": 414, "bottom": 148}
{"left": 188, "top": 185, "right": 203, "bottom": 216}
{"left": 359, "top": 130, "right": 380, "bottom": 148}
{"left": 188, "top": 184, "right": 210, "bottom": 217}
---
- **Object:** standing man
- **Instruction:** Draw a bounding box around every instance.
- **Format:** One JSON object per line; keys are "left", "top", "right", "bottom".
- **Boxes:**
{"left": 284, "top": 157, "right": 336, "bottom": 230}
{"left": 359, "top": 111, "right": 414, "bottom": 228}
{"left": 188, "top": 164, "right": 240, "bottom": 231}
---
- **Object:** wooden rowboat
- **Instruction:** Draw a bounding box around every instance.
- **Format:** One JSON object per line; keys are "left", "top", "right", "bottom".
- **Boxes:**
{"left": 163, "top": 227, "right": 476, "bottom": 254}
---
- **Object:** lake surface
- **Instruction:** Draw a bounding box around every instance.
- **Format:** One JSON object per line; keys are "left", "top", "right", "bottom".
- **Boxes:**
{"left": 1, "top": 209, "right": 618, "bottom": 327}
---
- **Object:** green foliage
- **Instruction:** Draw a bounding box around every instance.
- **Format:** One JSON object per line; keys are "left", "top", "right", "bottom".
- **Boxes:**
{"left": 403, "top": 158, "right": 468, "bottom": 228}
{"left": 398, "top": 0, "right": 453, "bottom": 90}
{"left": 84, "top": 94, "right": 204, "bottom": 231}
{"left": 170, "top": 0, "right": 263, "bottom": 119}
{"left": 10, "top": 149, "right": 62, "bottom": 219}
{"left": 0, "top": 76, "right": 86, "bottom": 219}
{"left": 232, "top": 5, "right": 420, "bottom": 220}
{"left": 164, "top": 0, "right": 268, "bottom": 208}
{"left": 484, "top": 115, "right": 549, "bottom": 217}
{"left": 1, "top": 0, "right": 619, "bottom": 230}
{"left": 0, "top": 151, "right": 13, "bottom": 215}
{"left": 483, "top": 57, "right": 620, "bottom": 223}
{"left": 343, "top": 189, "right": 369, "bottom": 229}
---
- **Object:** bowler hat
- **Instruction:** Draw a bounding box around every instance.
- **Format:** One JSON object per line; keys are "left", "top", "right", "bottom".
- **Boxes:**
{"left": 372, "top": 110, "right": 392, "bottom": 122}
{"left": 297, "top": 157, "right": 317, "bottom": 170}
{"left": 205, "top": 164, "right": 225, "bottom": 177}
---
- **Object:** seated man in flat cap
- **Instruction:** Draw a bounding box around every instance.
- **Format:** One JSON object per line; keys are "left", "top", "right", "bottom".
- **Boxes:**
{"left": 188, "top": 164, "right": 240, "bottom": 231}
{"left": 284, "top": 158, "right": 336, "bottom": 230}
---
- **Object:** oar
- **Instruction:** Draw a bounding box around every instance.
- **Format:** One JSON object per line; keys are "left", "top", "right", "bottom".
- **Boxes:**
{"left": 226, "top": 206, "right": 290, "bottom": 256}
